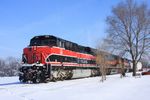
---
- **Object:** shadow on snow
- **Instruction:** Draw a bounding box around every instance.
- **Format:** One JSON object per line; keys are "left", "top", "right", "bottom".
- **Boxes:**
{"left": 0, "top": 81, "right": 23, "bottom": 86}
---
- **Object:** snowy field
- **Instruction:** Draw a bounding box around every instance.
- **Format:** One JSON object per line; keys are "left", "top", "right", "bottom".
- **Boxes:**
{"left": 0, "top": 74, "right": 150, "bottom": 100}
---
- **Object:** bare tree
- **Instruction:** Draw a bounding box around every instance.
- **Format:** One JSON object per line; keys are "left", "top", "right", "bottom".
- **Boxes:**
{"left": 96, "top": 50, "right": 108, "bottom": 82}
{"left": 104, "top": 0, "right": 150, "bottom": 76}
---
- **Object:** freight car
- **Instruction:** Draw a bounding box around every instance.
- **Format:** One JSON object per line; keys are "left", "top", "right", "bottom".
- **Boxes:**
{"left": 19, "top": 35, "right": 129, "bottom": 83}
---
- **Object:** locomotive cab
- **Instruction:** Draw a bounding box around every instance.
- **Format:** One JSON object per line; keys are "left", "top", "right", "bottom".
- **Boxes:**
{"left": 22, "top": 35, "right": 57, "bottom": 63}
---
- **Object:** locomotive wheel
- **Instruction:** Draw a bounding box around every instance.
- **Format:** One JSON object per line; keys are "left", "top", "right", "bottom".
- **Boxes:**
{"left": 49, "top": 74, "right": 56, "bottom": 82}
{"left": 52, "top": 77, "right": 57, "bottom": 82}
{"left": 65, "top": 70, "right": 73, "bottom": 80}
{"left": 44, "top": 78, "right": 50, "bottom": 83}
{"left": 35, "top": 78, "right": 41, "bottom": 83}
{"left": 34, "top": 71, "right": 42, "bottom": 83}
{"left": 56, "top": 69, "right": 65, "bottom": 81}
{"left": 32, "top": 76, "right": 40, "bottom": 83}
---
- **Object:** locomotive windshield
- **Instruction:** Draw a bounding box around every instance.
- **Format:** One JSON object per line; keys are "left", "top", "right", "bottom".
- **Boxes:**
{"left": 30, "top": 36, "right": 57, "bottom": 46}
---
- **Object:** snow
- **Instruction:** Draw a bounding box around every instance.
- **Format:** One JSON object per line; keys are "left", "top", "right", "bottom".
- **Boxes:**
{"left": 0, "top": 74, "right": 150, "bottom": 100}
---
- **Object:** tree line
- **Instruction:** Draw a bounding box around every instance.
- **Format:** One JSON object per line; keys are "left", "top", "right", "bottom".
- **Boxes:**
{"left": 0, "top": 57, "right": 21, "bottom": 77}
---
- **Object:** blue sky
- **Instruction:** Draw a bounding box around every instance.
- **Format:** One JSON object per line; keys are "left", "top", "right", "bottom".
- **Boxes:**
{"left": 0, "top": 0, "right": 148, "bottom": 58}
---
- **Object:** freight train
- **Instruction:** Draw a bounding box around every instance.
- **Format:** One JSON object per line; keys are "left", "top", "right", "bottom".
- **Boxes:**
{"left": 19, "top": 35, "right": 129, "bottom": 83}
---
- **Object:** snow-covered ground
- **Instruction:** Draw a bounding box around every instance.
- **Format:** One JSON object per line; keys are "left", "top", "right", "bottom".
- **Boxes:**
{"left": 0, "top": 74, "right": 150, "bottom": 100}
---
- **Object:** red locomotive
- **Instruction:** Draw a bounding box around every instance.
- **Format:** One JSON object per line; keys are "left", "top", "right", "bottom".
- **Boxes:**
{"left": 19, "top": 35, "right": 99, "bottom": 83}
{"left": 19, "top": 35, "right": 130, "bottom": 83}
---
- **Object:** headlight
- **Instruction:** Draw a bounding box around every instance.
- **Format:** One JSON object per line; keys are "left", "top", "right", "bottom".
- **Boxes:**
{"left": 36, "top": 61, "right": 40, "bottom": 64}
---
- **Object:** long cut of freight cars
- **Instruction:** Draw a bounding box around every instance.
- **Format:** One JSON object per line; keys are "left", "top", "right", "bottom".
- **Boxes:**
{"left": 19, "top": 35, "right": 130, "bottom": 83}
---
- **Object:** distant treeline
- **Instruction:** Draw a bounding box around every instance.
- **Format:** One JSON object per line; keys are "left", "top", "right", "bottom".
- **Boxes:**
{"left": 0, "top": 57, "right": 21, "bottom": 77}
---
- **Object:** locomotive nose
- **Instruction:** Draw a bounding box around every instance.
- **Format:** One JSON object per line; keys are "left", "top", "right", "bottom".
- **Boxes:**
{"left": 32, "top": 53, "right": 42, "bottom": 64}
{"left": 23, "top": 47, "right": 43, "bottom": 64}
